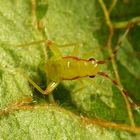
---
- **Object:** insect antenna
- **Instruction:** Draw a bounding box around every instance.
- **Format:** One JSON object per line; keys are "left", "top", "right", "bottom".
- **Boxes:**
{"left": 107, "top": 25, "right": 131, "bottom": 61}
{"left": 96, "top": 25, "right": 131, "bottom": 65}
{"left": 97, "top": 71, "right": 140, "bottom": 114}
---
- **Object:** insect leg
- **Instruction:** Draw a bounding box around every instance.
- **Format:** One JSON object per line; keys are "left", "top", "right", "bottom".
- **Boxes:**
{"left": 44, "top": 81, "right": 59, "bottom": 95}
{"left": 17, "top": 68, "right": 59, "bottom": 97}
{"left": 18, "top": 68, "right": 46, "bottom": 95}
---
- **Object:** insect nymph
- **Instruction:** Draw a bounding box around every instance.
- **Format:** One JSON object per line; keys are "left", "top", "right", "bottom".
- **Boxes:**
{"left": 17, "top": 39, "right": 140, "bottom": 115}
{"left": 21, "top": 41, "right": 100, "bottom": 95}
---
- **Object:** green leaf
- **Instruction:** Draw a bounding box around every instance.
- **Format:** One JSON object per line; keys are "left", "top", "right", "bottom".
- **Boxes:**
{"left": 0, "top": 0, "right": 140, "bottom": 139}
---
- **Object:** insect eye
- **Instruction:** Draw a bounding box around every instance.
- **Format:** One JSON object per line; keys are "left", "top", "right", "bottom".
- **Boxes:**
{"left": 88, "top": 58, "right": 95, "bottom": 61}
{"left": 89, "top": 75, "right": 96, "bottom": 78}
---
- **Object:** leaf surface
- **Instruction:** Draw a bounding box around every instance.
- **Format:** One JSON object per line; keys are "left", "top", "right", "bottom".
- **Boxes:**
{"left": 0, "top": 0, "right": 140, "bottom": 139}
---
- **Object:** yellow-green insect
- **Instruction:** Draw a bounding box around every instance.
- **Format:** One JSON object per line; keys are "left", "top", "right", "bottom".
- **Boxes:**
{"left": 18, "top": 39, "right": 140, "bottom": 115}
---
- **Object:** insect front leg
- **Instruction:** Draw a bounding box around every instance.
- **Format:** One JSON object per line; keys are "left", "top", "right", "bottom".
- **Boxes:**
{"left": 18, "top": 68, "right": 59, "bottom": 96}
